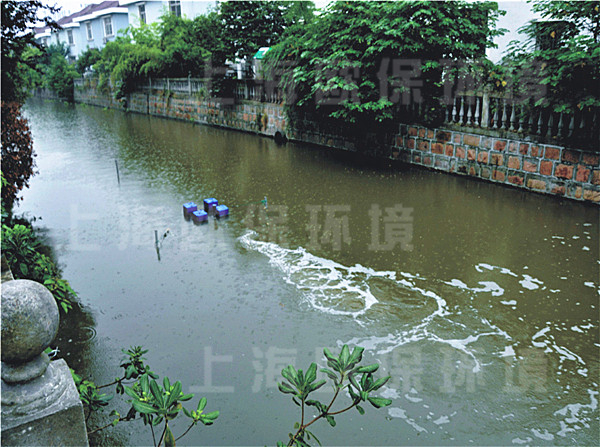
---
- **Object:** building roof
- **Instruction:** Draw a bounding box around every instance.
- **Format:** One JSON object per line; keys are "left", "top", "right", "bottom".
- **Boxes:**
{"left": 34, "top": 1, "right": 123, "bottom": 35}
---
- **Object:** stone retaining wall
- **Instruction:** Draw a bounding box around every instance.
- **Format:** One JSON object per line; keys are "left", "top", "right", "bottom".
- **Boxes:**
{"left": 72, "top": 86, "right": 599, "bottom": 204}
{"left": 393, "top": 125, "right": 600, "bottom": 203}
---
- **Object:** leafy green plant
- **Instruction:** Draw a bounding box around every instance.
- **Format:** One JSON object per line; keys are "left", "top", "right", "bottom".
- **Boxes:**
{"left": 1, "top": 223, "right": 75, "bottom": 312}
{"left": 72, "top": 370, "right": 114, "bottom": 415}
{"left": 278, "top": 345, "right": 391, "bottom": 446}
{"left": 2, "top": 223, "right": 41, "bottom": 276}
{"left": 77, "top": 346, "right": 217, "bottom": 446}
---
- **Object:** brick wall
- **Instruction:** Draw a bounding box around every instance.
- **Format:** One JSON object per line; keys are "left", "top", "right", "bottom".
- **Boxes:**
{"left": 393, "top": 125, "right": 599, "bottom": 204}
{"left": 71, "top": 86, "right": 599, "bottom": 204}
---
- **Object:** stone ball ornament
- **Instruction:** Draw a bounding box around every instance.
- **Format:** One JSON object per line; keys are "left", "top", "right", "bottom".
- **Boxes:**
{"left": 1, "top": 280, "right": 59, "bottom": 371}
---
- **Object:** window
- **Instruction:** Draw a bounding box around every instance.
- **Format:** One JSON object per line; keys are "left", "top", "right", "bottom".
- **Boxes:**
{"left": 86, "top": 22, "right": 93, "bottom": 40}
{"left": 67, "top": 29, "right": 74, "bottom": 45}
{"left": 169, "top": 0, "right": 181, "bottom": 17}
{"left": 103, "top": 16, "right": 113, "bottom": 37}
{"left": 138, "top": 4, "right": 146, "bottom": 24}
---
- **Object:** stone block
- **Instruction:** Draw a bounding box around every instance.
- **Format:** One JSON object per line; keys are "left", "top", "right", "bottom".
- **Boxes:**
{"left": 575, "top": 165, "right": 591, "bottom": 183}
{"left": 493, "top": 139, "right": 507, "bottom": 151}
{"left": 1, "top": 359, "right": 88, "bottom": 446}
{"left": 545, "top": 145, "right": 561, "bottom": 160}
{"left": 555, "top": 164, "right": 573, "bottom": 180}
{"left": 562, "top": 150, "right": 581, "bottom": 164}
{"left": 540, "top": 160, "right": 554, "bottom": 176}
{"left": 507, "top": 156, "right": 520, "bottom": 170}
{"left": 464, "top": 134, "right": 480, "bottom": 147}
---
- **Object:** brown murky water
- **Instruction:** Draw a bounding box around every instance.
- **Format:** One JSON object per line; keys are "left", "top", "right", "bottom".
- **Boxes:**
{"left": 20, "top": 99, "right": 599, "bottom": 446}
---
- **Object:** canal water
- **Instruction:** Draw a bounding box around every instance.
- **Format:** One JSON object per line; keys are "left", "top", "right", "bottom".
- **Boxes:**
{"left": 20, "top": 99, "right": 598, "bottom": 446}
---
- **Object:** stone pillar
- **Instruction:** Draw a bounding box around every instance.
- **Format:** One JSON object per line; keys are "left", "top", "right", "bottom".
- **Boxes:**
{"left": 1, "top": 280, "right": 89, "bottom": 446}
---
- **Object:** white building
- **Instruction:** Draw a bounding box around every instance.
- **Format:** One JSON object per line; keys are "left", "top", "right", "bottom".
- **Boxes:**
{"left": 119, "top": 1, "right": 217, "bottom": 27}
{"left": 34, "top": 0, "right": 217, "bottom": 59}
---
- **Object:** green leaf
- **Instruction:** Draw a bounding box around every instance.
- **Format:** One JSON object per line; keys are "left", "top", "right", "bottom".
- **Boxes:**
{"left": 164, "top": 425, "right": 176, "bottom": 447}
{"left": 282, "top": 365, "right": 298, "bottom": 385}
{"left": 310, "top": 379, "right": 326, "bottom": 392}
{"left": 348, "top": 373, "right": 361, "bottom": 393}
{"left": 367, "top": 396, "right": 392, "bottom": 408}
{"left": 278, "top": 381, "right": 296, "bottom": 395}
{"left": 149, "top": 380, "right": 165, "bottom": 408}
{"left": 152, "top": 415, "right": 163, "bottom": 426}
{"left": 166, "top": 381, "right": 182, "bottom": 407}
{"left": 179, "top": 393, "right": 193, "bottom": 401}
{"left": 197, "top": 397, "right": 207, "bottom": 412}
{"left": 339, "top": 345, "right": 350, "bottom": 368}
{"left": 369, "top": 376, "right": 390, "bottom": 391}
{"left": 356, "top": 405, "right": 365, "bottom": 415}
{"left": 305, "top": 362, "right": 317, "bottom": 384}
{"left": 326, "top": 414, "right": 336, "bottom": 427}
{"left": 132, "top": 400, "right": 157, "bottom": 414}
{"left": 348, "top": 346, "right": 364, "bottom": 365}
{"left": 323, "top": 347, "right": 336, "bottom": 362}
{"left": 355, "top": 363, "right": 379, "bottom": 374}
{"left": 320, "top": 368, "right": 338, "bottom": 381}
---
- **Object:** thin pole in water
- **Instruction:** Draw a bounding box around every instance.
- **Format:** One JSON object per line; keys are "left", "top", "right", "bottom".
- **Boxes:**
{"left": 154, "top": 230, "right": 161, "bottom": 261}
{"left": 115, "top": 159, "right": 121, "bottom": 185}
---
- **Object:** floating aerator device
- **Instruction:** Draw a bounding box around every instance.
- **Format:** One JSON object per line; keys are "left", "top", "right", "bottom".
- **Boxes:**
{"left": 192, "top": 210, "right": 208, "bottom": 223}
{"left": 203, "top": 198, "right": 218, "bottom": 212}
{"left": 215, "top": 204, "right": 229, "bottom": 218}
{"left": 183, "top": 202, "right": 197, "bottom": 219}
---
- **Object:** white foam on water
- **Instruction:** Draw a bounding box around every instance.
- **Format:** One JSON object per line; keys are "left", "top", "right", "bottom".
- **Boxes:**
{"left": 501, "top": 300, "right": 517, "bottom": 306}
{"left": 519, "top": 274, "right": 543, "bottom": 290}
{"left": 444, "top": 278, "right": 504, "bottom": 296}
{"left": 388, "top": 407, "right": 428, "bottom": 433}
{"left": 531, "top": 428, "right": 554, "bottom": 441}
{"left": 582, "top": 246, "right": 590, "bottom": 251}
{"left": 500, "top": 345, "right": 516, "bottom": 357}
{"left": 554, "top": 389, "right": 598, "bottom": 437}
{"left": 512, "top": 437, "right": 532, "bottom": 444}
{"left": 240, "top": 230, "right": 389, "bottom": 318}
{"left": 433, "top": 415, "right": 450, "bottom": 425}
{"left": 583, "top": 282, "right": 596, "bottom": 288}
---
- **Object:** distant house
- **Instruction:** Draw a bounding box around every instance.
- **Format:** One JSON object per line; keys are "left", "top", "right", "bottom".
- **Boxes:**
{"left": 119, "top": 1, "right": 217, "bottom": 26}
{"left": 73, "top": 2, "right": 129, "bottom": 51}
{"left": 34, "top": 1, "right": 129, "bottom": 60}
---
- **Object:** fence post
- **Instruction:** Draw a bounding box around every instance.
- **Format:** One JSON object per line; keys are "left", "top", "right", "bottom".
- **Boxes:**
{"left": 188, "top": 73, "right": 192, "bottom": 95}
{"left": 1, "top": 280, "right": 88, "bottom": 446}
{"left": 481, "top": 89, "right": 490, "bottom": 128}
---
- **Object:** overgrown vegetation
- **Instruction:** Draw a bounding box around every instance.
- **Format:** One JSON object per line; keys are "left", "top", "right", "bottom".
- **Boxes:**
{"left": 264, "top": 1, "right": 504, "bottom": 130}
{"left": 502, "top": 0, "right": 600, "bottom": 114}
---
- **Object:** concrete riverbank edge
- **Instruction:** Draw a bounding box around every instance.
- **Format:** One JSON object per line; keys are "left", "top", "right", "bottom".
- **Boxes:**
{"left": 71, "top": 87, "right": 600, "bottom": 204}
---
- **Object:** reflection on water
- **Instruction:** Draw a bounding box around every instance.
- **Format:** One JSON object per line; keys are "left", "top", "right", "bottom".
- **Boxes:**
{"left": 20, "top": 99, "right": 599, "bottom": 446}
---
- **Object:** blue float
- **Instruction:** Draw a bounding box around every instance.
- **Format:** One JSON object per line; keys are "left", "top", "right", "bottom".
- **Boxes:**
{"left": 215, "top": 204, "right": 229, "bottom": 218}
{"left": 192, "top": 210, "right": 208, "bottom": 223}
{"left": 183, "top": 202, "right": 197, "bottom": 219}
{"left": 204, "top": 198, "right": 218, "bottom": 212}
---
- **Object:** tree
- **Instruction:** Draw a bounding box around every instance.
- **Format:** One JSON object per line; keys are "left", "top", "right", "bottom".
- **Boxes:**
{"left": 219, "top": 0, "right": 315, "bottom": 61}
{"left": 158, "top": 12, "right": 221, "bottom": 77}
{"left": 265, "top": 1, "right": 503, "bottom": 131}
{"left": 1, "top": 102, "right": 36, "bottom": 209}
{"left": 1, "top": 0, "right": 58, "bottom": 103}
{"left": 503, "top": 0, "right": 600, "bottom": 114}
{"left": 41, "top": 43, "right": 78, "bottom": 100}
